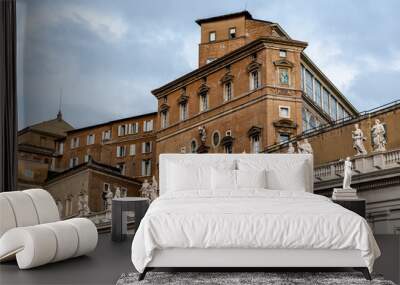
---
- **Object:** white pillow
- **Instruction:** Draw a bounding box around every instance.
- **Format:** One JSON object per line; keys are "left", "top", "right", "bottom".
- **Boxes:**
{"left": 266, "top": 163, "right": 307, "bottom": 191}
{"left": 211, "top": 168, "right": 237, "bottom": 190}
{"left": 236, "top": 169, "right": 267, "bottom": 189}
{"left": 168, "top": 163, "right": 211, "bottom": 191}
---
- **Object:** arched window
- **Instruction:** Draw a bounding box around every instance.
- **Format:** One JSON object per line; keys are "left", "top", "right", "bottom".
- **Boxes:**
{"left": 190, "top": 139, "right": 197, "bottom": 153}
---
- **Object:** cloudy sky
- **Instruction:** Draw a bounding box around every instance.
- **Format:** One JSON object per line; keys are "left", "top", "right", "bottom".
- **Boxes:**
{"left": 17, "top": 0, "right": 400, "bottom": 129}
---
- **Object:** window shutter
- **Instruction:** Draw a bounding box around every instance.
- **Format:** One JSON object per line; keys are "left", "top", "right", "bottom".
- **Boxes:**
{"left": 70, "top": 139, "right": 74, "bottom": 148}
{"left": 123, "top": 146, "right": 127, "bottom": 157}
{"left": 101, "top": 131, "right": 105, "bottom": 140}
{"left": 130, "top": 144, "right": 136, "bottom": 155}
{"left": 76, "top": 138, "right": 80, "bottom": 147}
{"left": 118, "top": 126, "right": 122, "bottom": 136}
{"left": 128, "top": 123, "right": 132, "bottom": 134}
{"left": 149, "top": 120, "right": 153, "bottom": 131}
{"left": 116, "top": 146, "right": 121, "bottom": 157}
{"left": 69, "top": 158, "right": 73, "bottom": 168}
{"left": 135, "top": 122, "right": 139, "bottom": 133}
{"left": 148, "top": 160, "right": 152, "bottom": 175}
{"left": 141, "top": 160, "right": 145, "bottom": 176}
{"left": 149, "top": 142, "right": 152, "bottom": 152}
{"left": 87, "top": 135, "right": 90, "bottom": 145}
{"left": 142, "top": 142, "right": 145, "bottom": 153}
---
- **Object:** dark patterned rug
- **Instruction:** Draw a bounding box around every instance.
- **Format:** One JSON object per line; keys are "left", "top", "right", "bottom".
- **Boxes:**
{"left": 116, "top": 271, "right": 396, "bottom": 285}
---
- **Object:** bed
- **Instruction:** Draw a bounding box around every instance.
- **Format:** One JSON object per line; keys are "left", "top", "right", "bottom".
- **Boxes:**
{"left": 131, "top": 154, "right": 380, "bottom": 280}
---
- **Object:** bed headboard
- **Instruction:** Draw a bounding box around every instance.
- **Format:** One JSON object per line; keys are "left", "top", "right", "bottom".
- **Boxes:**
{"left": 159, "top": 154, "right": 314, "bottom": 195}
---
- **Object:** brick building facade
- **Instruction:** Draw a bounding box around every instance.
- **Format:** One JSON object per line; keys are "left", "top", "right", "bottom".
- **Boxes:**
{"left": 152, "top": 11, "right": 358, "bottom": 174}
{"left": 56, "top": 112, "right": 157, "bottom": 181}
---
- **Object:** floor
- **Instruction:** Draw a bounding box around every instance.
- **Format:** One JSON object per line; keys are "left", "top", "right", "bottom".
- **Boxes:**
{"left": 0, "top": 233, "right": 134, "bottom": 285}
{"left": 0, "top": 234, "right": 398, "bottom": 285}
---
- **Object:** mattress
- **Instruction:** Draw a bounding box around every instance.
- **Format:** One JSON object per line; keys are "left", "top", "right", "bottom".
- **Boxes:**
{"left": 131, "top": 190, "right": 380, "bottom": 273}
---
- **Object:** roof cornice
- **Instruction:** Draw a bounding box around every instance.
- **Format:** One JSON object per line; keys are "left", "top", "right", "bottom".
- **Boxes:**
{"left": 152, "top": 37, "right": 308, "bottom": 98}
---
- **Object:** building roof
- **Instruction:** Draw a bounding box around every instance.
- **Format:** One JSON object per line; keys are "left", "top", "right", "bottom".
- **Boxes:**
{"left": 18, "top": 114, "right": 74, "bottom": 138}
{"left": 195, "top": 10, "right": 253, "bottom": 25}
{"left": 66, "top": 111, "right": 157, "bottom": 134}
{"left": 45, "top": 158, "right": 142, "bottom": 185}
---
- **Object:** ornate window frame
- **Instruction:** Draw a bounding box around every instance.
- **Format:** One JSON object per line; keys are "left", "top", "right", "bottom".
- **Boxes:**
{"left": 274, "top": 59, "right": 294, "bottom": 87}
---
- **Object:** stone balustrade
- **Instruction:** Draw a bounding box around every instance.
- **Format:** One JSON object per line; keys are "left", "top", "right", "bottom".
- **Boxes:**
{"left": 314, "top": 148, "right": 400, "bottom": 181}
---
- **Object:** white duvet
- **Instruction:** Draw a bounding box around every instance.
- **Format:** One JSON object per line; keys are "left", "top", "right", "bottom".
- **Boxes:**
{"left": 131, "top": 190, "right": 380, "bottom": 273}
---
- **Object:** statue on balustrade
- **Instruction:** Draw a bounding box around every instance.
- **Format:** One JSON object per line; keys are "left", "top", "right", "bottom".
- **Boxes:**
{"left": 114, "top": 187, "right": 121, "bottom": 199}
{"left": 287, "top": 142, "right": 295, "bottom": 154}
{"left": 198, "top": 126, "right": 207, "bottom": 144}
{"left": 78, "top": 190, "right": 90, "bottom": 217}
{"left": 371, "top": 119, "right": 387, "bottom": 152}
{"left": 342, "top": 157, "right": 353, "bottom": 189}
{"left": 105, "top": 188, "right": 113, "bottom": 220}
{"left": 140, "top": 177, "right": 158, "bottom": 202}
{"left": 298, "top": 139, "right": 313, "bottom": 154}
{"left": 352, "top": 123, "right": 367, "bottom": 155}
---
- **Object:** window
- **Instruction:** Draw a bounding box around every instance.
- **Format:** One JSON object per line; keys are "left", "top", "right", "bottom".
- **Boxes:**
{"left": 314, "top": 80, "right": 322, "bottom": 106}
{"left": 69, "top": 157, "right": 79, "bottom": 168}
{"left": 250, "top": 70, "right": 260, "bottom": 90}
{"left": 143, "top": 120, "right": 153, "bottom": 132}
{"left": 251, "top": 135, "right": 260, "bottom": 153}
{"left": 229, "top": 27, "right": 236, "bottom": 39}
{"left": 305, "top": 69, "right": 313, "bottom": 98}
{"left": 279, "top": 50, "right": 287, "bottom": 57}
{"left": 337, "top": 104, "right": 344, "bottom": 120}
{"left": 142, "top": 142, "right": 152, "bottom": 153}
{"left": 279, "top": 106, "right": 290, "bottom": 118}
{"left": 70, "top": 137, "right": 79, "bottom": 149}
{"left": 58, "top": 142, "right": 64, "bottom": 154}
{"left": 163, "top": 96, "right": 167, "bottom": 103}
{"left": 129, "top": 144, "right": 136, "bottom": 156}
{"left": 180, "top": 102, "right": 188, "bottom": 121}
{"left": 212, "top": 131, "right": 220, "bottom": 147}
{"left": 224, "top": 82, "right": 233, "bottom": 101}
{"left": 161, "top": 110, "right": 168, "bottom": 129}
{"left": 128, "top": 123, "right": 139, "bottom": 134}
{"left": 190, "top": 140, "right": 197, "bottom": 153}
{"left": 330, "top": 95, "right": 337, "bottom": 120}
{"left": 141, "top": 159, "right": 152, "bottom": 176}
{"left": 209, "top": 31, "right": 216, "bottom": 42}
{"left": 117, "top": 163, "right": 126, "bottom": 175}
{"left": 279, "top": 133, "right": 290, "bottom": 143}
{"left": 279, "top": 68, "right": 289, "bottom": 85}
{"left": 87, "top": 134, "right": 95, "bottom": 145}
{"left": 301, "top": 65, "right": 305, "bottom": 91}
{"left": 40, "top": 136, "right": 46, "bottom": 146}
{"left": 84, "top": 154, "right": 91, "bottom": 162}
{"left": 118, "top": 124, "right": 127, "bottom": 136}
{"left": 322, "top": 88, "right": 330, "bottom": 114}
{"left": 102, "top": 130, "right": 112, "bottom": 140}
{"left": 224, "top": 143, "right": 233, "bottom": 154}
{"left": 199, "top": 93, "right": 208, "bottom": 112}
{"left": 116, "top": 146, "right": 126, "bottom": 157}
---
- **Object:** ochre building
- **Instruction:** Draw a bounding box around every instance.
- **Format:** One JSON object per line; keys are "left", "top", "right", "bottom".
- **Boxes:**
{"left": 152, "top": 11, "right": 358, "bottom": 173}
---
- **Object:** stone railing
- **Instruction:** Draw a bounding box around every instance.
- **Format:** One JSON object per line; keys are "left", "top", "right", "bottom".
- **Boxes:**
{"left": 314, "top": 148, "right": 400, "bottom": 181}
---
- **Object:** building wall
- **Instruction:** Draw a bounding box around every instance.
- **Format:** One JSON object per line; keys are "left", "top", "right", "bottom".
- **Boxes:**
{"left": 46, "top": 170, "right": 90, "bottom": 218}
{"left": 88, "top": 170, "right": 141, "bottom": 212}
{"left": 299, "top": 107, "right": 399, "bottom": 165}
{"left": 18, "top": 131, "right": 57, "bottom": 150}
{"left": 58, "top": 113, "right": 157, "bottom": 181}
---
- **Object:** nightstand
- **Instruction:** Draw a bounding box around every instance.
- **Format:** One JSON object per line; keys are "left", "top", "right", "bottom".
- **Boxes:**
{"left": 111, "top": 197, "right": 150, "bottom": 242}
{"left": 332, "top": 198, "right": 366, "bottom": 218}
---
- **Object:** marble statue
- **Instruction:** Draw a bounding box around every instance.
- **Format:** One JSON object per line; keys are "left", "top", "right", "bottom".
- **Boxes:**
{"left": 56, "top": 200, "right": 63, "bottom": 218}
{"left": 287, "top": 142, "right": 295, "bottom": 154}
{"left": 140, "top": 179, "right": 151, "bottom": 198}
{"left": 114, "top": 187, "right": 121, "bottom": 199}
{"left": 298, "top": 139, "right": 313, "bottom": 154}
{"left": 78, "top": 190, "right": 90, "bottom": 217}
{"left": 342, "top": 157, "right": 353, "bottom": 189}
{"left": 149, "top": 176, "right": 159, "bottom": 201}
{"left": 198, "top": 126, "right": 207, "bottom": 144}
{"left": 105, "top": 188, "right": 113, "bottom": 220}
{"left": 371, "top": 119, "right": 386, "bottom": 152}
{"left": 352, "top": 123, "right": 367, "bottom": 155}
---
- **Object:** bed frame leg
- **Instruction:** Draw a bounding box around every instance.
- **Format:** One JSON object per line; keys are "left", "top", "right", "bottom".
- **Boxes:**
{"left": 354, "top": 267, "right": 371, "bottom": 280}
{"left": 138, "top": 268, "right": 148, "bottom": 281}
